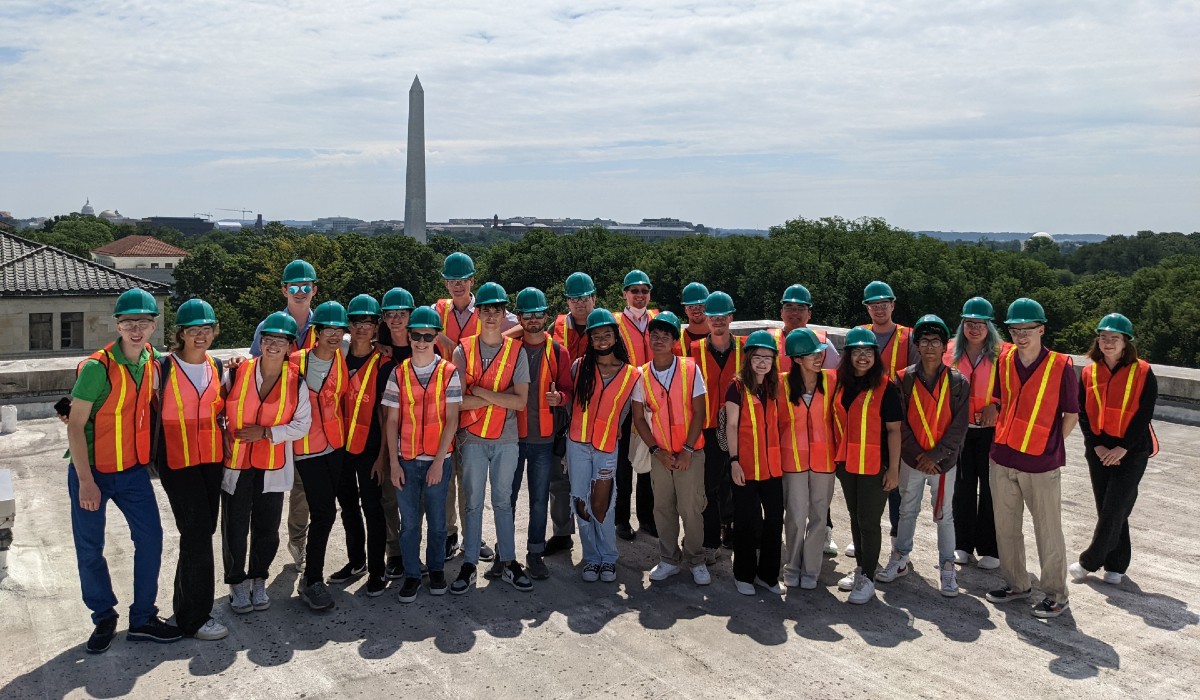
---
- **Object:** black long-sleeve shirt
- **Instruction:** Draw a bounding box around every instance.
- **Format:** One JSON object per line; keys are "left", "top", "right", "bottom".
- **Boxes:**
{"left": 1078, "top": 362, "right": 1158, "bottom": 454}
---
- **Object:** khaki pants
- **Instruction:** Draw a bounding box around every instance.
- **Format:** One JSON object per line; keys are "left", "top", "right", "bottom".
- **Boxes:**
{"left": 990, "top": 461, "right": 1068, "bottom": 604}
{"left": 649, "top": 450, "right": 707, "bottom": 567}
{"left": 782, "top": 470, "right": 836, "bottom": 582}
{"left": 287, "top": 470, "right": 309, "bottom": 547}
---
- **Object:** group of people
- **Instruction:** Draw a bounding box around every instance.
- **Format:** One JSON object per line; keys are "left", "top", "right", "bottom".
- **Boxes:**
{"left": 63, "top": 253, "right": 1158, "bottom": 655}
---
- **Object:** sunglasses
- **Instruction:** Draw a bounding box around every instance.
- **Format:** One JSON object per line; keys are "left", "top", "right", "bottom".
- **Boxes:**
{"left": 409, "top": 331, "right": 438, "bottom": 343}
{"left": 287, "top": 284, "right": 313, "bottom": 295}
{"left": 626, "top": 287, "right": 651, "bottom": 295}
{"left": 521, "top": 312, "right": 547, "bottom": 320}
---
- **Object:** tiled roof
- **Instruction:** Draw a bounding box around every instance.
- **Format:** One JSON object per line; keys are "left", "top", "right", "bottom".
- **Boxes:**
{"left": 0, "top": 231, "right": 169, "bottom": 297}
{"left": 92, "top": 235, "right": 189, "bottom": 257}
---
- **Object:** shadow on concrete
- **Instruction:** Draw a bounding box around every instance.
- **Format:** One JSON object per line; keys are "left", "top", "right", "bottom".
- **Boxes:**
{"left": 1084, "top": 577, "right": 1199, "bottom": 631}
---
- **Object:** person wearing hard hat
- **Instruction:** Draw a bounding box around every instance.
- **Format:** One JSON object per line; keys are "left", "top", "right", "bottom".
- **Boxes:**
{"left": 631, "top": 311, "right": 711, "bottom": 586}
{"left": 614, "top": 269, "right": 659, "bottom": 541}
{"left": 288, "top": 301, "right": 351, "bottom": 611}
{"left": 250, "top": 259, "right": 319, "bottom": 356}
{"left": 567, "top": 309, "right": 640, "bottom": 583}
{"left": 221, "top": 311, "right": 311, "bottom": 621}
{"left": 984, "top": 298, "right": 1078, "bottom": 619}
{"left": 691, "top": 291, "right": 744, "bottom": 559}
{"left": 832, "top": 327, "right": 902, "bottom": 605}
{"left": 450, "top": 282, "right": 533, "bottom": 594}
{"left": 724, "top": 330, "right": 784, "bottom": 596}
{"left": 155, "top": 298, "right": 230, "bottom": 641}
{"left": 676, "top": 282, "right": 711, "bottom": 357}
{"left": 1069, "top": 314, "right": 1158, "bottom": 587}
{"left": 66, "top": 288, "right": 181, "bottom": 653}
{"left": 947, "top": 297, "right": 1008, "bottom": 570}
{"left": 771, "top": 284, "right": 840, "bottom": 374}
{"left": 510, "top": 287, "right": 575, "bottom": 580}
{"left": 377, "top": 287, "right": 416, "bottom": 574}
{"left": 879, "top": 315, "right": 970, "bottom": 599}
{"left": 381, "top": 306, "right": 462, "bottom": 603}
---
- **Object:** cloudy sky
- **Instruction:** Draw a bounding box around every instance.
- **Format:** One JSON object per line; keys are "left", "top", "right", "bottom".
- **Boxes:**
{"left": 1, "top": 1, "right": 1196, "bottom": 233}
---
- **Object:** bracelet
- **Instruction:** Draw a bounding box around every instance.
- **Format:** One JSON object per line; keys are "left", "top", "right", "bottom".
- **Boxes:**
{"left": 681, "top": 444, "right": 695, "bottom": 453}
{"left": 262, "top": 426, "right": 269, "bottom": 441}
{"left": 729, "top": 455, "right": 739, "bottom": 463}
{"left": 649, "top": 445, "right": 660, "bottom": 456}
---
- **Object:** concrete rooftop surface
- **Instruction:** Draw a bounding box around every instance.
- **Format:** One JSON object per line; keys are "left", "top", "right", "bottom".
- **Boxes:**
{"left": 1, "top": 417, "right": 1197, "bottom": 700}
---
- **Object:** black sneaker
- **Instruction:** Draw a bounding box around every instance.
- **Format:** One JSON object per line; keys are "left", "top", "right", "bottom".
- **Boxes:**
{"left": 366, "top": 575, "right": 387, "bottom": 598}
{"left": 328, "top": 563, "right": 367, "bottom": 584}
{"left": 428, "top": 571, "right": 448, "bottom": 596}
{"left": 126, "top": 616, "right": 183, "bottom": 644}
{"left": 616, "top": 524, "right": 636, "bottom": 541}
{"left": 450, "top": 563, "right": 477, "bottom": 595}
{"left": 985, "top": 586, "right": 1032, "bottom": 604}
{"left": 86, "top": 617, "right": 119, "bottom": 654}
{"left": 1032, "top": 598, "right": 1069, "bottom": 619}
{"left": 300, "top": 580, "right": 335, "bottom": 610}
{"left": 385, "top": 557, "right": 405, "bottom": 580}
{"left": 503, "top": 561, "right": 534, "bottom": 592}
{"left": 526, "top": 553, "right": 550, "bottom": 580}
{"left": 397, "top": 577, "right": 421, "bottom": 604}
{"left": 483, "top": 558, "right": 505, "bottom": 580}
{"left": 543, "top": 535, "right": 574, "bottom": 556}
{"left": 479, "top": 542, "right": 496, "bottom": 562}
{"left": 445, "top": 534, "right": 460, "bottom": 560}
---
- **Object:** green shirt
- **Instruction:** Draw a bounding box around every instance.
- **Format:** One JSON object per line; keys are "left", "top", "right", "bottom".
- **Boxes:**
{"left": 68, "top": 341, "right": 161, "bottom": 465}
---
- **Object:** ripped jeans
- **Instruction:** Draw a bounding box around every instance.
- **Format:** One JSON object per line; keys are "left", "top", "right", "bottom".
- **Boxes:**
{"left": 566, "top": 440, "right": 618, "bottom": 566}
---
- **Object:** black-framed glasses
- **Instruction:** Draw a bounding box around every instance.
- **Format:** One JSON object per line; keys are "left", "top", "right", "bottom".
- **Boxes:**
{"left": 287, "top": 284, "right": 313, "bottom": 295}
{"left": 916, "top": 338, "right": 945, "bottom": 348}
{"left": 409, "top": 331, "right": 437, "bottom": 343}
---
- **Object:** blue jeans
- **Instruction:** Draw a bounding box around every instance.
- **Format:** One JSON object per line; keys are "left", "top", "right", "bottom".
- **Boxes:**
{"left": 67, "top": 464, "right": 163, "bottom": 628}
{"left": 396, "top": 457, "right": 451, "bottom": 578}
{"left": 512, "top": 442, "right": 555, "bottom": 554}
{"left": 459, "top": 440, "right": 520, "bottom": 565}
{"left": 894, "top": 464, "right": 957, "bottom": 564}
{"left": 566, "top": 440, "right": 618, "bottom": 565}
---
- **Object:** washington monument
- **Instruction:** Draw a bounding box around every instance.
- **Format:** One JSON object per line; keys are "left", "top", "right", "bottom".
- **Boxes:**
{"left": 404, "top": 75, "right": 426, "bottom": 243}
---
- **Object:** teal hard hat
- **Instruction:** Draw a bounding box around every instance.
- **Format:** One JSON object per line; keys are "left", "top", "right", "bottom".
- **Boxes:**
{"left": 407, "top": 306, "right": 442, "bottom": 331}
{"left": 1096, "top": 313, "right": 1134, "bottom": 338}
{"left": 781, "top": 284, "right": 813, "bottom": 306}
{"left": 113, "top": 288, "right": 159, "bottom": 317}
{"left": 785, "top": 327, "right": 826, "bottom": 358}
{"left": 1005, "top": 298, "right": 1047, "bottom": 325}
{"left": 743, "top": 329, "right": 778, "bottom": 354}
{"left": 862, "top": 281, "right": 896, "bottom": 304}
{"left": 260, "top": 311, "right": 299, "bottom": 340}
{"left": 961, "top": 296, "right": 994, "bottom": 321}
{"left": 681, "top": 282, "right": 710, "bottom": 306}
{"left": 347, "top": 294, "right": 381, "bottom": 318}
{"left": 648, "top": 310, "right": 682, "bottom": 335}
{"left": 515, "top": 287, "right": 549, "bottom": 313}
{"left": 913, "top": 314, "right": 951, "bottom": 340}
{"left": 175, "top": 298, "right": 217, "bottom": 326}
{"left": 844, "top": 326, "right": 879, "bottom": 348}
{"left": 312, "top": 301, "right": 349, "bottom": 329}
{"left": 704, "top": 291, "right": 736, "bottom": 317}
{"left": 586, "top": 308, "right": 618, "bottom": 331}
{"left": 622, "top": 269, "right": 652, "bottom": 290}
{"left": 442, "top": 252, "right": 476, "bottom": 280}
{"left": 564, "top": 272, "right": 596, "bottom": 298}
{"left": 381, "top": 287, "right": 416, "bottom": 311}
{"left": 475, "top": 281, "right": 509, "bottom": 307}
{"left": 282, "top": 259, "right": 317, "bottom": 284}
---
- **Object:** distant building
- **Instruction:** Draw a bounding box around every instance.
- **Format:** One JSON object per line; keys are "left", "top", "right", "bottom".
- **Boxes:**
{"left": 80, "top": 199, "right": 95, "bottom": 216}
{"left": 91, "top": 235, "right": 188, "bottom": 287}
{"left": 312, "top": 216, "right": 365, "bottom": 233}
{"left": 142, "top": 216, "right": 215, "bottom": 238}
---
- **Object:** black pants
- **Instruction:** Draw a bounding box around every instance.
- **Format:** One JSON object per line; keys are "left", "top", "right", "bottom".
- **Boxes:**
{"left": 159, "top": 462, "right": 221, "bottom": 635}
{"left": 888, "top": 489, "right": 900, "bottom": 537}
{"left": 836, "top": 469, "right": 888, "bottom": 579}
{"left": 221, "top": 468, "right": 285, "bottom": 585}
{"left": 615, "top": 414, "right": 655, "bottom": 530}
{"left": 953, "top": 428, "right": 998, "bottom": 557}
{"left": 701, "top": 427, "right": 734, "bottom": 548}
{"left": 336, "top": 448, "right": 387, "bottom": 578}
{"left": 732, "top": 477, "right": 784, "bottom": 584}
{"left": 1079, "top": 447, "right": 1149, "bottom": 574}
{"left": 295, "top": 451, "right": 344, "bottom": 586}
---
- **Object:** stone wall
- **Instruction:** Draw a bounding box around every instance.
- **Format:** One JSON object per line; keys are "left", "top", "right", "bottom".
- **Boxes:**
{"left": 0, "top": 295, "right": 167, "bottom": 360}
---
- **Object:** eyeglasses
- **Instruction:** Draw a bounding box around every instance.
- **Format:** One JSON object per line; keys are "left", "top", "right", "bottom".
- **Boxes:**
{"left": 182, "top": 326, "right": 215, "bottom": 337}
{"left": 866, "top": 301, "right": 892, "bottom": 310}
{"left": 963, "top": 320, "right": 988, "bottom": 329}
{"left": 117, "top": 319, "right": 155, "bottom": 331}
{"left": 626, "top": 287, "right": 651, "bottom": 295}
{"left": 349, "top": 318, "right": 378, "bottom": 328}
{"left": 409, "top": 331, "right": 437, "bottom": 343}
{"left": 749, "top": 354, "right": 775, "bottom": 364}
{"left": 1008, "top": 325, "right": 1042, "bottom": 336}
{"left": 317, "top": 327, "right": 344, "bottom": 337}
{"left": 521, "top": 312, "right": 547, "bottom": 320}
{"left": 916, "top": 338, "right": 945, "bottom": 348}
{"left": 382, "top": 310, "right": 409, "bottom": 321}
{"left": 287, "top": 284, "right": 313, "bottom": 295}
{"left": 260, "top": 336, "right": 291, "bottom": 348}
{"left": 850, "top": 347, "right": 875, "bottom": 357}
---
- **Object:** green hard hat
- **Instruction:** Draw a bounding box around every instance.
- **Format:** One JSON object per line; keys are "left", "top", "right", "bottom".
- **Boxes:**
{"left": 844, "top": 326, "right": 879, "bottom": 348}
{"left": 1096, "top": 313, "right": 1134, "bottom": 338}
{"left": 961, "top": 296, "right": 995, "bottom": 320}
{"left": 648, "top": 310, "right": 682, "bottom": 335}
{"left": 175, "top": 298, "right": 217, "bottom": 326}
{"left": 913, "top": 314, "right": 951, "bottom": 340}
{"left": 475, "top": 281, "right": 509, "bottom": 307}
{"left": 381, "top": 287, "right": 416, "bottom": 311}
{"left": 260, "top": 311, "right": 299, "bottom": 340}
{"left": 623, "top": 269, "right": 652, "bottom": 290}
{"left": 312, "top": 301, "right": 349, "bottom": 329}
{"left": 681, "top": 282, "right": 710, "bottom": 306}
{"left": 564, "top": 272, "right": 596, "bottom": 298}
{"left": 1005, "top": 297, "right": 1047, "bottom": 325}
{"left": 785, "top": 327, "right": 826, "bottom": 358}
{"left": 347, "top": 294, "right": 381, "bottom": 318}
{"left": 407, "top": 306, "right": 442, "bottom": 331}
{"left": 781, "top": 284, "right": 813, "bottom": 306}
{"left": 515, "top": 287, "right": 549, "bottom": 313}
{"left": 704, "top": 291, "right": 736, "bottom": 317}
{"left": 862, "top": 280, "right": 896, "bottom": 304}
{"left": 442, "top": 252, "right": 476, "bottom": 280}
{"left": 113, "top": 288, "right": 159, "bottom": 317}
{"left": 743, "top": 329, "right": 778, "bottom": 354}
{"left": 586, "top": 308, "right": 618, "bottom": 331}
{"left": 282, "top": 259, "right": 317, "bottom": 284}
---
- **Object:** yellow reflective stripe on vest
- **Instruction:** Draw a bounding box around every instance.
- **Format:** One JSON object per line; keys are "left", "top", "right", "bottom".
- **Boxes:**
{"left": 912, "top": 371, "right": 949, "bottom": 448}
{"left": 744, "top": 384, "right": 762, "bottom": 480}
{"left": 346, "top": 353, "right": 380, "bottom": 446}
{"left": 1088, "top": 363, "right": 1105, "bottom": 433}
{"left": 105, "top": 349, "right": 130, "bottom": 471}
{"left": 857, "top": 386, "right": 875, "bottom": 475}
{"left": 479, "top": 339, "right": 515, "bottom": 436}
{"left": 783, "top": 383, "right": 801, "bottom": 468}
{"left": 168, "top": 361, "right": 190, "bottom": 464}
{"left": 642, "top": 369, "right": 670, "bottom": 447}
{"left": 269, "top": 365, "right": 289, "bottom": 469}
{"left": 433, "top": 361, "right": 446, "bottom": 434}
{"left": 401, "top": 361, "right": 418, "bottom": 458}
{"left": 597, "top": 366, "right": 634, "bottom": 449}
{"left": 230, "top": 361, "right": 253, "bottom": 466}
{"left": 1020, "top": 352, "right": 1058, "bottom": 452}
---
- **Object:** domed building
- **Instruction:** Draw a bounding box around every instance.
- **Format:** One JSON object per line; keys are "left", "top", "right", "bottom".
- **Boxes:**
{"left": 80, "top": 199, "right": 95, "bottom": 216}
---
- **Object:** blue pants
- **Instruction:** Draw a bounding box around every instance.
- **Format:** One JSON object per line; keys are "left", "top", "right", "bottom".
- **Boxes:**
{"left": 67, "top": 464, "right": 163, "bottom": 628}
{"left": 512, "top": 442, "right": 555, "bottom": 555}
{"left": 396, "top": 457, "right": 451, "bottom": 578}
{"left": 459, "top": 440, "right": 520, "bottom": 565}
{"left": 566, "top": 440, "right": 618, "bottom": 566}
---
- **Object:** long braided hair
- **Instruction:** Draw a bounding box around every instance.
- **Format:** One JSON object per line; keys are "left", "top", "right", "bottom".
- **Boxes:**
{"left": 574, "top": 326, "right": 631, "bottom": 409}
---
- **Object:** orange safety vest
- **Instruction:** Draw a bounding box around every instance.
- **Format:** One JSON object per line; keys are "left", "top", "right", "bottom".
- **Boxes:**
{"left": 616, "top": 309, "right": 658, "bottom": 368}
{"left": 290, "top": 325, "right": 318, "bottom": 354}
{"left": 291, "top": 349, "right": 349, "bottom": 456}
{"left": 570, "top": 364, "right": 639, "bottom": 452}
{"left": 459, "top": 336, "right": 522, "bottom": 438}
{"left": 553, "top": 314, "right": 590, "bottom": 363}
{"left": 994, "top": 347, "right": 1071, "bottom": 456}
{"left": 771, "top": 327, "right": 827, "bottom": 374}
{"left": 777, "top": 369, "right": 837, "bottom": 473}
{"left": 899, "top": 366, "right": 953, "bottom": 451}
{"left": 224, "top": 359, "right": 301, "bottom": 470}
{"left": 342, "top": 350, "right": 385, "bottom": 455}
{"left": 517, "top": 339, "right": 563, "bottom": 439}
{"left": 639, "top": 357, "right": 706, "bottom": 453}
{"left": 435, "top": 298, "right": 481, "bottom": 344}
{"left": 78, "top": 342, "right": 155, "bottom": 473}
{"left": 833, "top": 375, "right": 891, "bottom": 476}
{"left": 731, "top": 378, "right": 782, "bottom": 481}
{"left": 946, "top": 340, "right": 1012, "bottom": 424}
{"left": 396, "top": 358, "right": 457, "bottom": 460}
{"left": 692, "top": 335, "right": 744, "bottom": 429}
{"left": 159, "top": 355, "right": 225, "bottom": 469}
{"left": 873, "top": 324, "right": 912, "bottom": 379}
{"left": 1083, "top": 359, "right": 1151, "bottom": 440}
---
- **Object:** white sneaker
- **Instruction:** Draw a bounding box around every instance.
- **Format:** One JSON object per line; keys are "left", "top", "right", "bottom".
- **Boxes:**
{"left": 1068, "top": 562, "right": 1089, "bottom": 582}
{"left": 875, "top": 551, "right": 909, "bottom": 583}
{"left": 953, "top": 549, "right": 970, "bottom": 565}
{"left": 848, "top": 571, "right": 875, "bottom": 604}
{"left": 755, "top": 577, "right": 783, "bottom": 595}
{"left": 734, "top": 580, "right": 756, "bottom": 596}
{"left": 1103, "top": 571, "right": 1124, "bottom": 585}
{"left": 251, "top": 578, "right": 270, "bottom": 610}
{"left": 194, "top": 618, "right": 229, "bottom": 641}
{"left": 940, "top": 561, "right": 959, "bottom": 597}
{"left": 977, "top": 555, "right": 1000, "bottom": 570}
{"left": 837, "top": 571, "right": 857, "bottom": 591}
{"left": 229, "top": 582, "right": 252, "bottom": 614}
{"left": 844, "top": 542, "right": 856, "bottom": 558}
{"left": 704, "top": 547, "right": 719, "bottom": 565}
{"left": 287, "top": 541, "right": 305, "bottom": 568}
{"left": 783, "top": 572, "right": 800, "bottom": 588}
{"left": 824, "top": 527, "right": 839, "bottom": 556}
{"left": 800, "top": 575, "right": 818, "bottom": 590}
{"left": 649, "top": 561, "right": 681, "bottom": 581}
{"left": 691, "top": 565, "right": 711, "bottom": 586}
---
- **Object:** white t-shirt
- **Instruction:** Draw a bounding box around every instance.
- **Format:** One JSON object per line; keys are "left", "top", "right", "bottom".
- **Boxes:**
{"left": 171, "top": 354, "right": 211, "bottom": 394}
{"left": 631, "top": 358, "right": 707, "bottom": 403}
{"left": 381, "top": 358, "right": 463, "bottom": 461}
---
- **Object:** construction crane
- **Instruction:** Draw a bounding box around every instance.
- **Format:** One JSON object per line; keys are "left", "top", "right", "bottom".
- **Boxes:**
{"left": 216, "top": 207, "right": 254, "bottom": 221}
{"left": 194, "top": 212, "right": 212, "bottom": 220}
